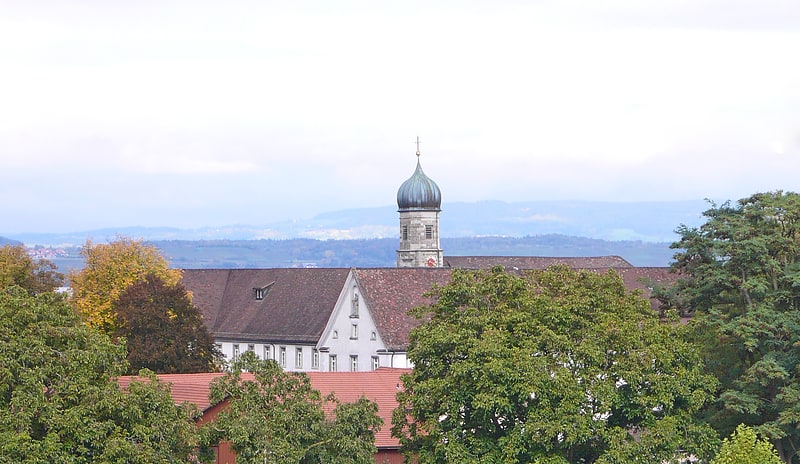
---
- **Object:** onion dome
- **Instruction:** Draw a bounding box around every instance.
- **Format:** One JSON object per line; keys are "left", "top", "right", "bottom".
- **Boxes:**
{"left": 397, "top": 154, "right": 442, "bottom": 211}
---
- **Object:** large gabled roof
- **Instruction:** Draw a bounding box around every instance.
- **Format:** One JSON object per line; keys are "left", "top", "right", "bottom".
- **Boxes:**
{"left": 353, "top": 268, "right": 452, "bottom": 351}
{"left": 182, "top": 268, "right": 351, "bottom": 344}
{"left": 116, "top": 368, "right": 410, "bottom": 449}
{"left": 181, "top": 261, "right": 674, "bottom": 351}
{"left": 583, "top": 266, "right": 677, "bottom": 310}
{"left": 353, "top": 263, "right": 674, "bottom": 351}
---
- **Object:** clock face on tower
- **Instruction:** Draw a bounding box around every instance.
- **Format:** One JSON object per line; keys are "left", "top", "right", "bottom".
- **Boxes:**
{"left": 426, "top": 257, "right": 436, "bottom": 267}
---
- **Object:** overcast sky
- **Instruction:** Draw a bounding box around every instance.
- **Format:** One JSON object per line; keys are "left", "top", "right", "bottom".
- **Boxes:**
{"left": 1, "top": 1, "right": 799, "bottom": 234}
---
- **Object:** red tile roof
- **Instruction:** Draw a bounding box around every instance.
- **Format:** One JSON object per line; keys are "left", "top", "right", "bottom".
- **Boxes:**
{"left": 117, "top": 368, "right": 409, "bottom": 449}
{"left": 182, "top": 268, "right": 350, "bottom": 343}
{"left": 305, "top": 369, "right": 409, "bottom": 449}
{"left": 117, "top": 372, "right": 225, "bottom": 412}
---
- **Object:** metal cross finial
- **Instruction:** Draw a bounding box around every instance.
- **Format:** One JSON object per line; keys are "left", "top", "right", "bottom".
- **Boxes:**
{"left": 415, "top": 136, "right": 421, "bottom": 157}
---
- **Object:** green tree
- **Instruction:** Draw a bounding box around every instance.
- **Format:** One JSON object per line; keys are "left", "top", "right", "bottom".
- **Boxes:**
{"left": 0, "top": 244, "right": 64, "bottom": 294}
{"left": 667, "top": 191, "right": 800, "bottom": 462}
{"left": 0, "top": 286, "right": 203, "bottom": 463}
{"left": 392, "top": 266, "right": 718, "bottom": 464}
{"left": 711, "top": 424, "right": 782, "bottom": 464}
{"left": 69, "top": 237, "right": 181, "bottom": 333}
{"left": 115, "top": 274, "right": 221, "bottom": 374}
{"left": 204, "top": 351, "right": 382, "bottom": 464}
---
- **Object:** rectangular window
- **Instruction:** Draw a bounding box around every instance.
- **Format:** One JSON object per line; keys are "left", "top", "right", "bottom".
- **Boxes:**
{"left": 215, "top": 343, "right": 223, "bottom": 356}
{"left": 329, "top": 355, "right": 337, "bottom": 372}
{"left": 295, "top": 348, "right": 303, "bottom": 368}
{"left": 350, "top": 355, "right": 358, "bottom": 372}
{"left": 350, "top": 324, "right": 358, "bottom": 340}
{"left": 263, "top": 345, "right": 272, "bottom": 360}
{"left": 280, "top": 346, "right": 286, "bottom": 367}
{"left": 232, "top": 344, "right": 240, "bottom": 359}
{"left": 372, "top": 356, "right": 380, "bottom": 371}
{"left": 312, "top": 349, "right": 320, "bottom": 369}
{"left": 402, "top": 225, "right": 408, "bottom": 241}
{"left": 425, "top": 225, "right": 433, "bottom": 239}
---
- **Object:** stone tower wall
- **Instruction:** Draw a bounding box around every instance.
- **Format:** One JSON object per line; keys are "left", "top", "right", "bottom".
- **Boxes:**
{"left": 397, "top": 209, "right": 443, "bottom": 267}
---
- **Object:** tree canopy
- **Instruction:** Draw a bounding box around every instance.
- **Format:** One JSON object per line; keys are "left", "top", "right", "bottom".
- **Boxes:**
{"left": 0, "top": 244, "right": 63, "bottom": 294}
{"left": 667, "top": 191, "right": 800, "bottom": 463}
{"left": 204, "top": 351, "right": 382, "bottom": 464}
{"left": 711, "top": 424, "right": 782, "bottom": 464}
{"left": 0, "top": 285, "right": 202, "bottom": 463}
{"left": 115, "top": 274, "right": 221, "bottom": 374}
{"left": 392, "top": 266, "right": 718, "bottom": 464}
{"left": 69, "top": 237, "right": 181, "bottom": 333}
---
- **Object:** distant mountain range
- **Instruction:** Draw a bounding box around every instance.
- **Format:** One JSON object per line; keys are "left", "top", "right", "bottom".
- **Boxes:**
{"left": 3, "top": 199, "right": 709, "bottom": 246}
{"left": 0, "top": 200, "right": 709, "bottom": 270}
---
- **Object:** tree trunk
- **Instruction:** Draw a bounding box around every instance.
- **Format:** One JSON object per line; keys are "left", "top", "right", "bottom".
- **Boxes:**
{"left": 742, "top": 269, "right": 753, "bottom": 310}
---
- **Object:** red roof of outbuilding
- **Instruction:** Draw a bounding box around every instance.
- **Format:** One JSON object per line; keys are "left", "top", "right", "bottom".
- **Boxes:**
{"left": 117, "top": 368, "right": 409, "bottom": 449}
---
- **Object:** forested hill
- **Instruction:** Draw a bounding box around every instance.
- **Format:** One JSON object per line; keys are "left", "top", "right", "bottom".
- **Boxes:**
{"left": 153, "top": 235, "right": 673, "bottom": 269}
{"left": 0, "top": 237, "right": 22, "bottom": 246}
{"left": 7, "top": 199, "right": 704, "bottom": 270}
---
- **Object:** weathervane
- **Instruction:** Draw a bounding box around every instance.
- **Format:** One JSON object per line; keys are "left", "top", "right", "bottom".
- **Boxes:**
{"left": 415, "top": 136, "right": 421, "bottom": 157}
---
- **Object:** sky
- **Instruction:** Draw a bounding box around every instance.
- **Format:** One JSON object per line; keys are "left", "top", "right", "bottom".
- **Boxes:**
{"left": 1, "top": 0, "right": 799, "bottom": 234}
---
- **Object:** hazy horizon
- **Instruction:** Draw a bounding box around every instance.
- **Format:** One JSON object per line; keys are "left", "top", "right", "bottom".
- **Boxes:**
{"left": 2, "top": 198, "right": 714, "bottom": 248}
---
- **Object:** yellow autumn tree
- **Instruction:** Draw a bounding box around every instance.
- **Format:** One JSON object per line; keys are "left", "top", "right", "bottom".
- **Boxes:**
{"left": 0, "top": 244, "right": 64, "bottom": 294}
{"left": 69, "top": 237, "right": 182, "bottom": 333}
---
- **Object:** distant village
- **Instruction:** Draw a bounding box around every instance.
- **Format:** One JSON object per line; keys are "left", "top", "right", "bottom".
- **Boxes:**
{"left": 25, "top": 245, "right": 71, "bottom": 260}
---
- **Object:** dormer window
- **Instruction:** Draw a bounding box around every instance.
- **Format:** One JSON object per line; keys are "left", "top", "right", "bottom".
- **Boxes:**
{"left": 253, "top": 281, "right": 275, "bottom": 301}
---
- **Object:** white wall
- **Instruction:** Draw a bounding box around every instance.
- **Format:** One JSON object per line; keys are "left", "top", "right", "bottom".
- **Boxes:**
{"left": 378, "top": 351, "right": 412, "bottom": 369}
{"left": 215, "top": 341, "right": 322, "bottom": 372}
{"left": 317, "top": 272, "right": 388, "bottom": 371}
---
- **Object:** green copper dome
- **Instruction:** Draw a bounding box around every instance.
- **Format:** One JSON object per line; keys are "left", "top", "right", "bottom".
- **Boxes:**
{"left": 397, "top": 158, "right": 441, "bottom": 211}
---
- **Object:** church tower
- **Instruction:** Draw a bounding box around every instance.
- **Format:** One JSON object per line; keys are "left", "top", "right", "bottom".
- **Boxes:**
{"left": 396, "top": 138, "right": 443, "bottom": 267}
